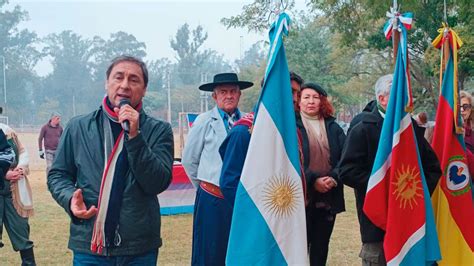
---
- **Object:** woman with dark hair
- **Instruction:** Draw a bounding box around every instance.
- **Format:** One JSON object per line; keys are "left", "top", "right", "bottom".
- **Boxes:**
{"left": 297, "top": 83, "right": 345, "bottom": 266}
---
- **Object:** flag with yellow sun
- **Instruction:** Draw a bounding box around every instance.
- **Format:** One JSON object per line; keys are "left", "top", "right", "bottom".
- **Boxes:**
{"left": 362, "top": 10, "right": 440, "bottom": 265}
{"left": 226, "top": 12, "right": 308, "bottom": 266}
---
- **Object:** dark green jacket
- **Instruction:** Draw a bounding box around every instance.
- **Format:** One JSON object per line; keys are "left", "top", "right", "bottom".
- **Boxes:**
{"left": 47, "top": 106, "right": 174, "bottom": 256}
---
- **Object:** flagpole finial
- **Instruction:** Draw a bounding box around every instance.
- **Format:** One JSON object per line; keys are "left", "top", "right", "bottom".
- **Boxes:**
{"left": 272, "top": 0, "right": 281, "bottom": 15}
{"left": 269, "top": 0, "right": 288, "bottom": 20}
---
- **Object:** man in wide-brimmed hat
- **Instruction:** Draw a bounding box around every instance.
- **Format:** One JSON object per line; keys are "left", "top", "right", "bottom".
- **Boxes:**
{"left": 182, "top": 72, "right": 253, "bottom": 265}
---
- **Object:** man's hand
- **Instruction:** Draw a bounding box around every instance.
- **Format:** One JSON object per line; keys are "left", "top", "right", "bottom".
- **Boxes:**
{"left": 5, "top": 168, "right": 22, "bottom": 183}
{"left": 314, "top": 176, "right": 337, "bottom": 193}
{"left": 70, "top": 189, "right": 98, "bottom": 219}
{"left": 114, "top": 104, "right": 140, "bottom": 139}
{"left": 39, "top": 150, "right": 44, "bottom": 159}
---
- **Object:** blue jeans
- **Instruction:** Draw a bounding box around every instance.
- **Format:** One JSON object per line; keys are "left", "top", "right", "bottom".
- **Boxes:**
{"left": 73, "top": 249, "right": 158, "bottom": 266}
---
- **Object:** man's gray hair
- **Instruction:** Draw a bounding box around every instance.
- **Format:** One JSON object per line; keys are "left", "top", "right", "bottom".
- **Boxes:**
{"left": 375, "top": 74, "right": 393, "bottom": 98}
{"left": 51, "top": 111, "right": 61, "bottom": 118}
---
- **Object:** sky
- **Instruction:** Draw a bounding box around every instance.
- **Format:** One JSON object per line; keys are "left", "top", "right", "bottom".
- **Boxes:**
{"left": 10, "top": 0, "right": 306, "bottom": 76}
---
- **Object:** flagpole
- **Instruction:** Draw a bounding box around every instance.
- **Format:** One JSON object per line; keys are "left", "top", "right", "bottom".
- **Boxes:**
{"left": 443, "top": 0, "right": 447, "bottom": 24}
{"left": 440, "top": 27, "right": 450, "bottom": 85}
{"left": 391, "top": 0, "right": 399, "bottom": 65}
{"left": 441, "top": 0, "right": 450, "bottom": 73}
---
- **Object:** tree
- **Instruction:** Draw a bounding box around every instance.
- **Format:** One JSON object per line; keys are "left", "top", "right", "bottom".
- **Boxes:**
{"left": 309, "top": 0, "right": 474, "bottom": 110}
{"left": 0, "top": 0, "right": 42, "bottom": 124}
{"left": 41, "top": 30, "right": 94, "bottom": 119}
{"left": 201, "top": 51, "right": 233, "bottom": 78}
{"left": 170, "top": 23, "right": 212, "bottom": 85}
{"left": 147, "top": 57, "right": 172, "bottom": 92}
{"left": 232, "top": 41, "right": 267, "bottom": 111}
{"left": 235, "top": 41, "right": 266, "bottom": 71}
{"left": 222, "top": 0, "right": 473, "bottom": 113}
{"left": 221, "top": 0, "right": 297, "bottom": 33}
{"left": 286, "top": 19, "right": 333, "bottom": 85}
{"left": 238, "top": 62, "right": 266, "bottom": 112}
{"left": 90, "top": 31, "right": 147, "bottom": 82}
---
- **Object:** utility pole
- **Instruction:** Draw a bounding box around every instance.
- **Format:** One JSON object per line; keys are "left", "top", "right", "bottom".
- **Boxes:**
{"left": 240, "top": 36, "right": 243, "bottom": 62}
{"left": 204, "top": 73, "right": 209, "bottom": 112}
{"left": 167, "top": 69, "right": 171, "bottom": 123}
{"left": 1, "top": 56, "right": 6, "bottom": 112}
{"left": 72, "top": 94, "right": 76, "bottom": 116}
{"left": 200, "top": 73, "right": 205, "bottom": 113}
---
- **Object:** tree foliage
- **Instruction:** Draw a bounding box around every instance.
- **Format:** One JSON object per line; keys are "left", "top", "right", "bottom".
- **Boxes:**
{"left": 170, "top": 23, "right": 212, "bottom": 85}
{"left": 90, "top": 31, "right": 147, "bottom": 82}
{"left": 222, "top": 0, "right": 473, "bottom": 116}
{"left": 221, "top": 0, "right": 295, "bottom": 33}
{"left": 0, "top": 0, "right": 42, "bottom": 123}
{"left": 309, "top": 0, "right": 473, "bottom": 110}
{"left": 41, "top": 30, "right": 95, "bottom": 118}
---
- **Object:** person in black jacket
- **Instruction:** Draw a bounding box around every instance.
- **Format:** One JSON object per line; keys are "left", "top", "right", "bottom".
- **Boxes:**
{"left": 297, "top": 83, "right": 346, "bottom": 266}
{"left": 0, "top": 128, "right": 14, "bottom": 249}
{"left": 47, "top": 56, "right": 173, "bottom": 264}
{"left": 338, "top": 74, "right": 441, "bottom": 265}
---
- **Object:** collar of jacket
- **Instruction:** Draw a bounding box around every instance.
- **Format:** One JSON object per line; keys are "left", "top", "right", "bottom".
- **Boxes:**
{"left": 359, "top": 104, "right": 383, "bottom": 124}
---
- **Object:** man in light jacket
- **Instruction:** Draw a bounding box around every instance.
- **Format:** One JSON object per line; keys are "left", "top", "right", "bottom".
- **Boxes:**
{"left": 182, "top": 72, "right": 253, "bottom": 265}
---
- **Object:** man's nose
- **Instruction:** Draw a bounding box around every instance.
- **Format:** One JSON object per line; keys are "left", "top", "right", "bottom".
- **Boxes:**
{"left": 120, "top": 79, "right": 130, "bottom": 89}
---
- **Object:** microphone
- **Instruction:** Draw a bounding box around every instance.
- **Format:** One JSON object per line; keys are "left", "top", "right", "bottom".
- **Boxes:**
{"left": 118, "top": 99, "right": 131, "bottom": 133}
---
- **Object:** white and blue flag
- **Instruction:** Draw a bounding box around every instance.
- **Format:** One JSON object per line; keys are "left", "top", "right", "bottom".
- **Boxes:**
{"left": 226, "top": 13, "right": 308, "bottom": 265}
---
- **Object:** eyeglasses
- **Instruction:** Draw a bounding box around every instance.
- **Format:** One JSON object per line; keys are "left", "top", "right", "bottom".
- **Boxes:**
{"left": 460, "top": 104, "right": 472, "bottom": 110}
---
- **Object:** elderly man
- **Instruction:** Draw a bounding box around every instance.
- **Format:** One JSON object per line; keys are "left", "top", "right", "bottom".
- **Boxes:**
{"left": 182, "top": 72, "right": 253, "bottom": 265}
{"left": 338, "top": 74, "right": 441, "bottom": 265}
{"left": 38, "top": 112, "right": 63, "bottom": 173}
{"left": 47, "top": 56, "right": 174, "bottom": 264}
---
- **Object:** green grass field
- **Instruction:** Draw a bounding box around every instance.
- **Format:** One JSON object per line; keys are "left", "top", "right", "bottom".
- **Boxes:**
{"left": 1, "top": 133, "right": 361, "bottom": 265}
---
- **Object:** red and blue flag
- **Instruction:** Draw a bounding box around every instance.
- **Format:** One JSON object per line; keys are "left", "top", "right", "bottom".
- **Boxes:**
{"left": 158, "top": 161, "right": 196, "bottom": 215}
{"left": 363, "top": 11, "right": 441, "bottom": 265}
{"left": 186, "top": 113, "right": 199, "bottom": 128}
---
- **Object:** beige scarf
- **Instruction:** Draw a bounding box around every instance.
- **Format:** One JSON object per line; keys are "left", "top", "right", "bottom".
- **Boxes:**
{"left": 1, "top": 125, "right": 34, "bottom": 218}
{"left": 300, "top": 112, "right": 331, "bottom": 175}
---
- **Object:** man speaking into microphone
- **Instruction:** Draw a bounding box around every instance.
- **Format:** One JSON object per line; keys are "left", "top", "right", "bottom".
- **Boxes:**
{"left": 48, "top": 55, "right": 174, "bottom": 264}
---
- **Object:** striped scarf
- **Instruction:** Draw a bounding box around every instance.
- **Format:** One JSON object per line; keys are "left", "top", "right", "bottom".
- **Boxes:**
{"left": 90, "top": 97, "right": 141, "bottom": 254}
{"left": 234, "top": 112, "right": 254, "bottom": 128}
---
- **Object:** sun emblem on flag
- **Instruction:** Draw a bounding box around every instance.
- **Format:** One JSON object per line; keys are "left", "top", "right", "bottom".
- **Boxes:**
{"left": 262, "top": 174, "right": 299, "bottom": 218}
{"left": 392, "top": 164, "right": 423, "bottom": 209}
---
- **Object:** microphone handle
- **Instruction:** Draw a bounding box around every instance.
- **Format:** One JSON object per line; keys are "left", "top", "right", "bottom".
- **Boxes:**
{"left": 122, "top": 120, "right": 130, "bottom": 133}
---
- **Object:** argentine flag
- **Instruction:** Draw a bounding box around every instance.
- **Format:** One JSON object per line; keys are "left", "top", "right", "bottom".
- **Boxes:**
{"left": 226, "top": 13, "right": 308, "bottom": 265}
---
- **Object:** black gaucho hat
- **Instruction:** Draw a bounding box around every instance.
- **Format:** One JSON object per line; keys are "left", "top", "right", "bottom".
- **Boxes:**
{"left": 301, "top": 82, "right": 327, "bottom": 97}
{"left": 199, "top": 73, "right": 254, "bottom": 92}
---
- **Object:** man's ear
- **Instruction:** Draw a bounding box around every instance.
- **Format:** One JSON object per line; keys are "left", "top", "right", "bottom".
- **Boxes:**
{"left": 377, "top": 94, "right": 385, "bottom": 104}
{"left": 377, "top": 94, "right": 388, "bottom": 109}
